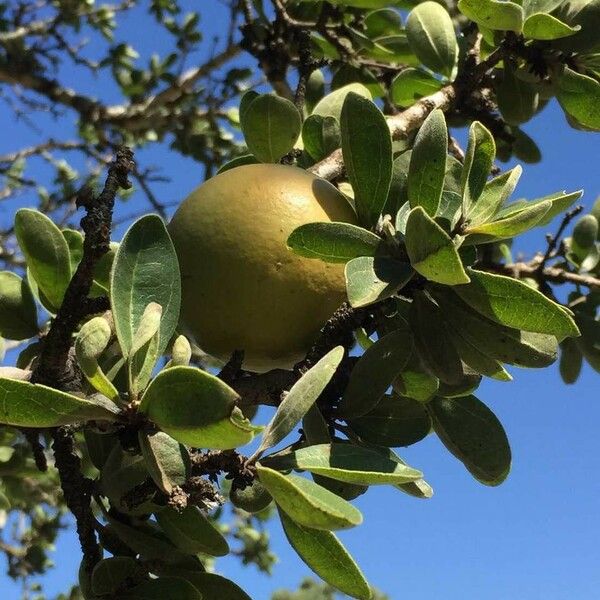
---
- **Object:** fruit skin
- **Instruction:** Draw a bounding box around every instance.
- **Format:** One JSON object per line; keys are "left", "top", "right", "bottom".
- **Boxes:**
{"left": 230, "top": 479, "right": 273, "bottom": 513}
{"left": 168, "top": 163, "right": 358, "bottom": 372}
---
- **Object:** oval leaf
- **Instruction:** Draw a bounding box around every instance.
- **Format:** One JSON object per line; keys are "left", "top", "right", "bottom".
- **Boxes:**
{"left": 240, "top": 94, "right": 302, "bottom": 163}
{"left": 156, "top": 506, "right": 229, "bottom": 556}
{"left": 458, "top": 0, "right": 524, "bottom": 31}
{"left": 408, "top": 109, "right": 448, "bottom": 217}
{"left": 340, "top": 326, "right": 414, "bottom": 418}
{"left": 406, "top": 2, "right": 458, "bottom": 77}
{"left": 341, "top": 92, "right": 393, "bottom": 227}
{"left": 111, "top": 215, "right": 181, "bottom": 357}
{"left": 0, "top": 378, "right": 119, "bottom": 427}
{"left": 279, "top": 509, "right": 371, "bottom": 600}
{"left": 123, "top": 577, "right": 202, "bottom": 600}
{"left": 287, "top": 222, "right": 381, "bottom": 263}
{"left": 405, "top": 207, "right": 470, "bottom": 285}
{"left": 257, "top": 465, "right": 362, "bottom": 531}
{"left": 428, "top": 395, "right": 511, "bottom": 485}
{"left": 14, "top": 208, "right": 71, "bottom": 310}
{"left": 139, "top": 430, "right": 190, "bottom": 494}
{"left": 453, "top": 269, "right": 580, "bottom": 340}
{"left": 0, "top": 272, "right": 38, "bottom": 340}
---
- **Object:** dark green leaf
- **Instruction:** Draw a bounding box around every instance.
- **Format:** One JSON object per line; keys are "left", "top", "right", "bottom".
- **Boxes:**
{"left": 217, "top": 154, "right": 259, "bottom": 174}
{"left": 123, "top": 577, "right": 202, "bottom": 600}
{"left": 139, "top": 431, "right": 190, "bottom": 494}
{"left": 156, "top": 506, "right": 229, "bottom": 556}
{"left": 92, "top": 557, "right": 140, "bottom": 596}
{"left": 168, "top": 572, "right": 251, "bottom": 600}
{"left": 461, "top": 122, "right": 496, "bottom": 212}
{"left": 340, "top": 327, "right": 414, "bottom": 418}
{"left": 0, "top": 272, "right": 38, "bottom": 340}
{"left": 279, "top": 509, "right": 371, "bottom": 600}
{"left": 408, "top": 109, "right": 447, "bottom": 217}
{"left": 347, "top": 393, "right": 432, "bottom": 447}
{"left": 312, "top": 83, "right": 371, "bottom": 121}
{"left": 496, "top": 65, "right": 538, "bottom": 125}
{"left": 341, "top": 92, "right": 393, "bottom": 227}
{"left": 302, "top": 115, "right": 341, "bottom": 161}
{"left": 428, "top": 395, "right": 511, "bottom": 485}
{"left": 559, "top": 337, "right": 583, "bottom": 384}
{"left": 287, "top": 222, "right": 381, "bottom": 263}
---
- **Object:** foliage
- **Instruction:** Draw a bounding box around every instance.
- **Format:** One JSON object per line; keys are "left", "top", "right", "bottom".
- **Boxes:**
{"left": 0, "top": 0, "right": 599, "bottom": 599}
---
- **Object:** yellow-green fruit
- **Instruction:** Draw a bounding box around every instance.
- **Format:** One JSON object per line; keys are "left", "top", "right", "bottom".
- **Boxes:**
{"left": 230, "top": 480, "right": 273, "bottom": 513}
{"left": 168, "top": 164, "right": 357, "bottom": 372}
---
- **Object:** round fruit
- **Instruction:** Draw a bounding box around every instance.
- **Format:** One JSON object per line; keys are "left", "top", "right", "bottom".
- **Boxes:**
{"left": 230, "top": 480, "right": 273, "bottom": 513}
{"left": 168, "top": 163, "right": 357, "bottom": 372}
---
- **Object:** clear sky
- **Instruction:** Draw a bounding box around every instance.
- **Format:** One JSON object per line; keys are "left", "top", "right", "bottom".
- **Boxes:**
{"left": 1, "top": 2, "right": 599, "bottom": 599}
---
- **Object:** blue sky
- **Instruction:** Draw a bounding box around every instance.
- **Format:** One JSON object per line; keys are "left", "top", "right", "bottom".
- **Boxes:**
{"left": 2, "top": 2, "right": 600, "bottom": 599}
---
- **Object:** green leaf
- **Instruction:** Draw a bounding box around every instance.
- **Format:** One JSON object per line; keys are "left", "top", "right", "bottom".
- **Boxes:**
{"left": 406, "top": 2, "right": 458, "bottom": 77}
{"left": 347, "top": 393, "right": 432, "bottom": 447}
{"left": 156, "top": 506, "right": 229, "bottom": 556}
{"left": 271, "top": 443, "right": 423, "bottom": 485}
{"left": 340, "top": 327, "right": 414, "bottom": 418}
{"left": 92, "top": 557, "right": 140, "bottom": 596}
{"left": 105, "top": 516, "right": 187, "bottom": 563}
{"left": 0, "top": 378, "right": 119, "bottom": 427}
{"left": 431, "top": 287, "right": 558, "bottom": 368}
{"left": 428, "top": 395, "right": 511, "bottom": 485}
{"left": 407, "top": 109, "right": 447, "bottom": 217}
{"left": 139, "top": 430, "right": 190, "bottom": 494}
{"left": 345, "top": 256, "right": 413, "bottom": 308}
{"left": 523, "top": 13, "right": 580, "bottom": 39}
{"left": 129, "top": 302, "right": 162, "bottom": 395}
{"left": 111, "top": 215, "right": 181, "bottom": 358}
{"left": 256, "top": 346, "right": 344, "bottom": 456}
{"left": 100, "top": 445, "right": 153, "bottom": 515}
{"left": 466, "top": 166, "right": 522, "bottom": 227}
{"left": 496, "top": 65, "right": 538, "bottom": 125}
{"left": 574, "top": 312, "right": 600, "bottom": 372}
{"left": 216, "top": 154, "right": 259, "bottom": 174}
{"left": 167, "top": 335, "right": 192, "bottom": 368}
{"left": 341, "top": 92, "right": 393, "bottom": 227}
{"left": 240, "top": 94, "right": 302, "bottom": 162}
{"left": 287, "top": 222, "right": 381, "bottom": 263}
{"left": 461, "top": 122, "right": 496, "bottom": 213}
{"left": 140, "top": 366, "right": 256, "bottom": 449}
{"left": 14, "top": 208, "right": 72, "bottom": 310}
{"left": 391, "top": 68, "right": 443, "bottom": 108}
{"left": 410, "top": 292, "right": 465, "bottom": 385}
{"left": 257, "top": 465, "right": 363, "bottom": 530}
{"left": 302, "top": 115, "right": 341, "bottom": 161}
{"left": 464, "top": 199, "right": 551, "bottom": 243}
{"left": 0, "top": 272, "right": 38, "bottom": 340}
{"left": 458, "top": 0, "right": 524, "bottom": 32}
{"left": 312, "top": 83, "right": 372, "bottom": 122}
{"left": 405, "top": 207, "right": 470, "bottom": 285}
{"left": 523, "top": 0, "right": 564, "bottom": 16}
{"left": 559, "top": 337, "right": 583, "bottom": 384}
{"left": 498, "top": 189, "right": 582, "bottom": 227}
{"left": 75, "top": 316, "right": 120, "bottom": 402}
{"left": 123, "top": 577, "right": 202, "bottom": 600}
{"left": 557, "top": 67, "right": 600, "bottom": 131}
{"left": 385, "top": 448, "right": 434, "bottom": 499}
{"left": 393, "top": 353, "right": 439, "bottom": 402}
{"left": 170, "top": 572, "right": 252, "bottom": 600}
{"left": 278, "top": 509, "right": 371, "bottom": 600}
{"left": 84, "top": 429, "right": 117, "bottom": 470}
{"left": 453, "top": 269, "right": 579, "bottom": 340}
